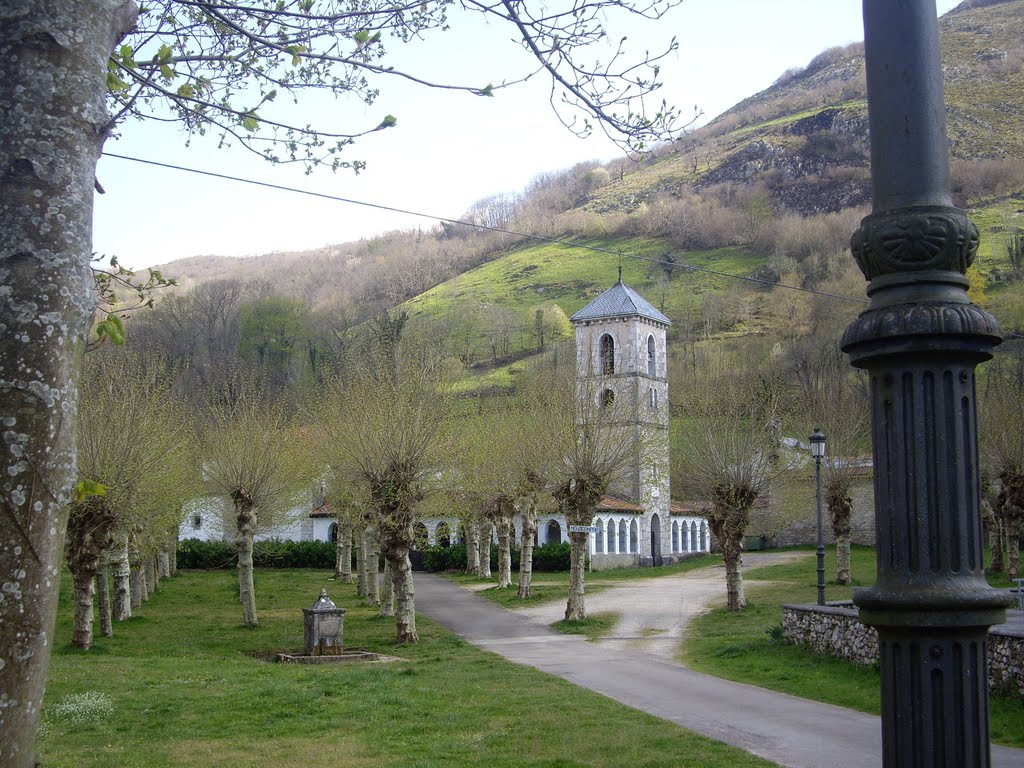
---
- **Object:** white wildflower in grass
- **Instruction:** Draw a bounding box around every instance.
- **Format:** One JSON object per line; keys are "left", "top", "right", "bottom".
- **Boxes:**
{"left": 44, "top": 691, "right": 114, "bottom": 730}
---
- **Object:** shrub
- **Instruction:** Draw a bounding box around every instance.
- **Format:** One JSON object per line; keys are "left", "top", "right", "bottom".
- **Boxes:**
{"left": 422, "top": 543, "right": 467, "bottom": 573}
{"left": 177, "top": 538, "right": 237, "bottom": 569}
{"left": 176, "top": 538, "right": 336, "bottom": 569}
{"left": 531, "top": 542, "right": 572, "bottom": 572}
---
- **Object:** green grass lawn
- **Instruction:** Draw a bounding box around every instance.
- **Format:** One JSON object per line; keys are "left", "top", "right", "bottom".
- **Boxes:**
{"left": 39, "top": 567, "right": 774, "bottom": 768}
{"left": 683, "top": 546, "right": 1024, "bottom": 749}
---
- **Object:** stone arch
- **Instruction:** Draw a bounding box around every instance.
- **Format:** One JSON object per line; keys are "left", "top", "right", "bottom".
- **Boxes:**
{"left": 650, "top": 512, "right": 661, "bottom": 563}
{"left": 618, "top": 519, "right": 627, "bottom": 553}
{"left": 413, "top": 521, "right": 429, "bottom": 549}
{"left": 699, "top": 521, "right": 708, "bottom": 552}
{"left": 647, "top": 334, "right": 657, "bottom": 377}
{"left": 602, "top": 388, "right": 615, "bottom": 408}
{"left": 629, "top": 519, "right": 638, "bottom": 553}
{"left": 328, "top": 522, "right": 338, "bottom": 543}
{"left": 671, "top": 520, "right": 679, "bottom": 553}
{"left": 435, "top": 521, "right": 452, "bottom": 547}
{"left": 606, "top": 518, "right": 616, "bottom": 554}
{"left": 547, "top": 519, "right": 562, "bottom": 545}
{"left": 599, "top": 333, "right": 615, "bottom": 375}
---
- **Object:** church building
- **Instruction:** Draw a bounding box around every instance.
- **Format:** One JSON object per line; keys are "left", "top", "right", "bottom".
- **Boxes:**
{"left": 568, "top": 271, "right": 709, "bottom": 568}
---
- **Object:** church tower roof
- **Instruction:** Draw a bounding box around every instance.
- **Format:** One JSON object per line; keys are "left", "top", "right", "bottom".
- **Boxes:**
{"left": 570, "top": 270, "right": 671, "bottom": 326}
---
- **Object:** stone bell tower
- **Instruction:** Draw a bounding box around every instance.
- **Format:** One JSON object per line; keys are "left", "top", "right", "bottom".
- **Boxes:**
{"left": 570, "top": 270, "right": 672, "bottom": 565}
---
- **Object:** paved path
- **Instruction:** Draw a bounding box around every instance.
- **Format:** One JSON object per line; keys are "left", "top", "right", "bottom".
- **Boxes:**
{"left": 510, "top": 552, "right": 806, "bottom": 661}
{"left": 415, "top": 572, "right": 1024, "bottom": 768}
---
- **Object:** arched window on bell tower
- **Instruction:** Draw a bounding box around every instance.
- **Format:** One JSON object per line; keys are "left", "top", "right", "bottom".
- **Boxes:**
{"left": 647, "top": 334, "right": 656, "bottom": 377}
{"left": 599, "top": 333, "right": 615, "bottom": 375}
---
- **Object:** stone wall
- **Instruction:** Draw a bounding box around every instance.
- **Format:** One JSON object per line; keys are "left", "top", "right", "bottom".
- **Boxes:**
{"left": 782, "top": 603, "right": 1024, "bottom": 698}
{"left": 782, "top": 602, "right": 878, "bottom": 666}
{"left": 990, "top": 624, "right": 1024, "bottom": 698}
{"left": 750, "top": 475, "right": 877, "bottom": 548}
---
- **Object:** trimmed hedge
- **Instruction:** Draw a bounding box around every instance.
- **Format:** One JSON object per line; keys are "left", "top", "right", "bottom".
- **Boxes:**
{"left": 177, "top": 538, "right": 336, "bottom": 569}
{"left": 421, "top": 541, "right": 572, "bottom": 573}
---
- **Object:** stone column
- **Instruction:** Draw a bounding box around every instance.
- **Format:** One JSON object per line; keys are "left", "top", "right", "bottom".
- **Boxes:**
{"left": 844, "top": 2, "right": 1012, "bottom": 766}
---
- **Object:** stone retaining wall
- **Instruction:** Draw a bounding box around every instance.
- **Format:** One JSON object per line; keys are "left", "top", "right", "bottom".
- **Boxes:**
{"left": 782, "top": 603, "right": 1024, "bottom": 698}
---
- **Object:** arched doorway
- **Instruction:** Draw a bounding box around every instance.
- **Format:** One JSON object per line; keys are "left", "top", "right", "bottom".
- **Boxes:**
{"left": 328, "top": 522, "right": 338, "bottom": 543}
{"left": 436, "top": 521, "right": 451, "bottom": 548}
{"left": 546, "top": 520, "right": 562, "bottom": 545}
{"left": 650, "top": 512, "right": 662, "bottom": 566}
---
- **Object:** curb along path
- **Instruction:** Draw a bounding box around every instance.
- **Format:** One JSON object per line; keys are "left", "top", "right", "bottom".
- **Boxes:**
{"left": 414, "top": 574, "right": 1024, "bottom": 768}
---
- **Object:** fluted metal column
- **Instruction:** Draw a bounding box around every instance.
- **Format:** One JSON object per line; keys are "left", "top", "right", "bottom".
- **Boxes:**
{"left": 843, "top": 2, "right": 1012, "bottom": 766}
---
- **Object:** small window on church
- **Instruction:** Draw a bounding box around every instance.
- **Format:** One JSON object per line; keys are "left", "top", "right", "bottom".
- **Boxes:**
{"left": 602, "top": 389, "right": 615, "bottom": 408}
{"left": 192, "top": 515, "right": 202, "bottom": 530}
{"left": 600, "top": 334, "right": 615, "bottom": 375}
{"left": 647, "top": 335, "right": 656, "bottom": 377}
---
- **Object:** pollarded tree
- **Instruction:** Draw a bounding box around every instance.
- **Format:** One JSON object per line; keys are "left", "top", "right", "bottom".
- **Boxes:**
{"left": 67, "top": 350, "right": 193, "bottom": 649}
{"left": 320, "top": 341, "right": 453, "bottom": 643}
{"left": 1, "top": 5, "right": 685, "bottom": 757}
{"left": 673, "top": 360, "right": 781, "bottom": 611}
{"left": 538, "top": 361, "right": 644, "bottom": 621}
{"left": 199, "top": 384, "right": 312, "bottom": 627}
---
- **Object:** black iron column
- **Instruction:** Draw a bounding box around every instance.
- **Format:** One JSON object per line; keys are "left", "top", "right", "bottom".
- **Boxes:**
{"left": 842, "top": 2, "right": 1012, "bottom": 767}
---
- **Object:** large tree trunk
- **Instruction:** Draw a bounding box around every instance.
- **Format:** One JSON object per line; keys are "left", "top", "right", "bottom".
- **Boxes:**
{"left": 364, "top": 525, "right": 379, "bottom": 606}
{"left": 836, "top": 535, "right": 851, "bottom": 586}
{"left": 157, "top": 550, "right": 170, "bottom": 580}
{"left": 707, "top": 497, "right": 752, "bottom": 611}
{"left": 65, "top": 499, "right": 117, "bottom": 649}
{"left": 169, "top": 535, "right": 178, "bottom": 577}
{"left": 721, "top": 536, "right": 746, "bottom": 610}
{"left": 383, "top": 543, "right": 417, "bottom": 643}
{"left": 496, "top": 499, "right": 514, "bottom": 589}
{"left": 564, "top": 531, "right": 588, "bottom": 621}
{"left": 234, "top": 502, "right": 258, "bottom": 627}
{"left": 477, "top": 519, "right": 492, "bottom": 578}
{"left": 355, "top": 524, "right": 367, "bottom": 597}
{"left": 0, "top": 2, "right": 135, "bottom": 762}
{"left": 96, "top": 568, "right": 113, "bottom": 638}
{"left": 378, "top": 559, "right": 395, "bottom": 617}
{"left": 827, "top": 480, "right": 853, "bottom": 586}
{"left": 466, "top": 519, "right": 480, "bottom": 574}
{"left": 336, "top": 520, "right": 353, "bottom": 582}
{"left": 991, "top": 522, "right": 1005, "bottom": 575}
{"left": 517, "top": 495, "right": 539, "bottom": 599}
{"left": 113, "top": 543, "right": 131, "bottom": 620}
{"left": 145, "top": 552, "right": 157, "bottom": 596}
{"left": 71, "top": 570, "right": 97, "bottom": 650}
{"left": 130, "top": 561, "right": 144, "bottom": 610}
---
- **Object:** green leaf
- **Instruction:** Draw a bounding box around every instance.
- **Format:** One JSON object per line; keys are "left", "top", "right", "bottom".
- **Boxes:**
{"left": 177, "top": 83, "right": 195, "bottom": 98}
{"left": 160, "top": 63, "right": 175, "bottom": 80}
{"left": 73, "top": 479, "right": 108, "bottom": 503}
{"left": 157, "top": 43, "right": 173, "bottom": 63}
{"left": 378, "top": 114, "right": 397, "bottom": 129}
{"left": 242, "top": 113, "right": 260, "bottom": 132}
{"left": 95, "top": 315, "right": 125, "bottom": 346}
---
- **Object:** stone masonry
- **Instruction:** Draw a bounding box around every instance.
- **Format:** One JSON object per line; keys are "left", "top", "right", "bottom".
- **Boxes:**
{"left": 782, "top": 603, "right": 1024, "bottom": 698}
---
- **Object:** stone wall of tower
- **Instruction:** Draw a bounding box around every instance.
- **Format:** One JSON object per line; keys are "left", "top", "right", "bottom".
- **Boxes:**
{"left": 573, "top": 313, "right": 672, "bottom": 564}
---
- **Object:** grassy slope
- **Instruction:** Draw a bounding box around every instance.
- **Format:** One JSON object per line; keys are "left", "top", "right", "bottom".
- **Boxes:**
{"left": 40, "top": 568, "right": 774, "bottom": 768}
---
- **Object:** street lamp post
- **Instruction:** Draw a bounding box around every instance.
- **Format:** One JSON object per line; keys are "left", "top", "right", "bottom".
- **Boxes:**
{"left": 843, "top": 2, "right": 1012, "bottom": 764}
{"left": 810, "top": 429, "right": 826, "bottom": 607}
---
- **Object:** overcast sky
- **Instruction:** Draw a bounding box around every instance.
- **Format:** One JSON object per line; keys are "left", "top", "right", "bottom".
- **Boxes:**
{"left": 93, "top": 0, "right": 961, "bottom": 270}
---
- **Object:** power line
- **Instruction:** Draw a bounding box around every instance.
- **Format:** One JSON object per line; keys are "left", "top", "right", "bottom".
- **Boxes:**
{"left": 104, "top": 150, "right": 872, "bottom": 305}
